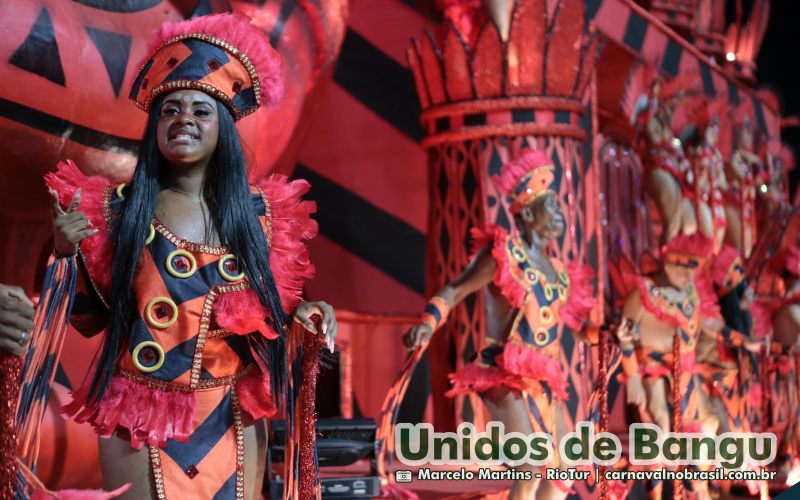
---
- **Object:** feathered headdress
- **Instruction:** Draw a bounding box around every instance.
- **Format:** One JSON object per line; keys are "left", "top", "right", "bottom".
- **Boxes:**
{"left": 661, "top": 233, "right": 713, "bottom": 268}
{"left": 621, "top": 61, "right": 700, "bottom": 127}
{"left": 493, "top": 149, "right": 556, "bottom": 214}
{"left": 712, "top": 244, "right": 746, "bottom": 296}
{"left": 672, "top": 94, "right": 728, "bottom": 139}
{"left": 130, "top": 13, "right": 283, "bottom": 120}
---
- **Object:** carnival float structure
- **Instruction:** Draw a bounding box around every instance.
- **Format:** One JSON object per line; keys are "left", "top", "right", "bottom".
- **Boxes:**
{"left": 1, "top": 0, "right": 798, "bottom": 498}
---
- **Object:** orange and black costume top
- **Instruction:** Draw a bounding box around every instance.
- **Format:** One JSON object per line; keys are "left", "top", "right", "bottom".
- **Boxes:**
{"left": 446, "top": 224, "right": 595, "bottom": 434}
{"left": 46, "top": 160, "right": 316, "bottom": 499}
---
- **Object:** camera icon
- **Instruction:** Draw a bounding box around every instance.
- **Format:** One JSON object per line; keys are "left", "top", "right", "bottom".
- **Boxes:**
{"left": 395, "top": 470, "right": 413, "bottom": 483}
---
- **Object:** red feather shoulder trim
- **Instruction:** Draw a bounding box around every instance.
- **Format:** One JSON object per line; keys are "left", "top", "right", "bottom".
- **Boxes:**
{"left": 44, "top": 160, "right": 116, "bottom": 301}
{"left": 562, "top": 262, "right": 596, "bottom": 331}
{"left": 255, "top": 174, "right": 318, "bottom": 313}
{"left": 469, "top": 225, "right": 527, "bottom": 308}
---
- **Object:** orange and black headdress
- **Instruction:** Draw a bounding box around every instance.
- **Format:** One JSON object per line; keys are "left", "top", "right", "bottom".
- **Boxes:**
{"left": 661, "top": 234, "right": 712, "bottom": 269}
{"left": 130, "top": 13, "right": 283, "bottom": 121}
{"left": 712, "top": 244, "right": 746, "bottom": 295}
{"left": 493, "top": 149, "right": 556, "bottom": 214}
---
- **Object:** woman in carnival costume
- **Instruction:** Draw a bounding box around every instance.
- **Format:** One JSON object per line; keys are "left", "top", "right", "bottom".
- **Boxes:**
{"left": 695, "top": 245, "right": 764, "bottom": 495}
{"left": 41, "top": 13, "right": 336, "bottom": 499}
{"left": 625, "top": 69, "right": 697, "bottom": 244}
{"left": 404, "top": 149, "right": 596, "bottom": 500}
{"left": 615, "top": 234, "right": 719, "bottom": 500}
{"left": 684, "top": 97, "right": 729, "bottom": 254}
{"left": 723, "top": 115, "right": 760, "bottom": 258}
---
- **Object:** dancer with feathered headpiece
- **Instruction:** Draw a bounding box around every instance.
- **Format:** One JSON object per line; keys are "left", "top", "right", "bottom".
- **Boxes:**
{"left": 614, "top": 233, "right": 721, "bottom": 499}
{"left": 404, "top": 149, "right": 597, "bottom": 500}
{"left": 622, "top": 63, "right": 701, "bottom": 244}
{"left": 16, "top": 13, "right": 337, "bottom": 500}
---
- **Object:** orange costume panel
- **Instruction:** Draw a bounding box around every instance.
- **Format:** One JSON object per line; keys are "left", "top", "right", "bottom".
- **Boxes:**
{"left": 45, "top": 161, "right": 317, "bottom": 498}
{"left": 446, "top": 225, "right": 595, "bottom": 435}
{"left": 625, "top": 277, "right": 705, "bottom": 427}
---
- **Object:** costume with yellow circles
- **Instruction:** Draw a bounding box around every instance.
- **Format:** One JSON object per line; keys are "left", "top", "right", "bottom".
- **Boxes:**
{"left": 42, "top": 13, "right": 318, "bottom": 499}
{"left": 444, "top": 150, "right": 596, "bottom": 439}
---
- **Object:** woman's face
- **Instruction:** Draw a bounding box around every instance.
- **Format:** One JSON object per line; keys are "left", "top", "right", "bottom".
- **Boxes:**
{"left": 663, "top": 263, "right": 695, "bottom": 290}
{"left": 156, "top": 89, "right": 220, "bottom": 168}
{"left": 520, "top": 193, "right": 565, "bottom": 240}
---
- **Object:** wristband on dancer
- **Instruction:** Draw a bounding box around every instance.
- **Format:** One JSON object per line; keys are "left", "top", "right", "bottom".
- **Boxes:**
{"left": 421, "top": 296, "right": 451, "bottom": 332}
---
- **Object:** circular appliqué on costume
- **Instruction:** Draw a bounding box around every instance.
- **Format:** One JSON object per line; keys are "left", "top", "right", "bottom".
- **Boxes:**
{"left": 511, "top": 246, "right": 527, "bottom": 262}
{"left": 558, "top": 271, "right": 569, "bottom": 285}
{"left": 218, "top": 254, "right": 245, "bottom": 282}
{"left": 543, "top": 285, "right": 555, "bottom": 302}
{"left": 539, "top": 306, "right": 555, "bottom": 326}
{"left": 557, "top": 284, "right": 568, "bottom": 302}
{"left": 525, "top": 270, "right": 539, "bottom": 284}
{"left": 166, "top": 249, "right": 197, "bottom": 279}
{"left": 115, "top": 183, "right": 127, "bottom": 199}
{"left": 132, "top": 341, "right": 165, "bottom": 373}
{"left": 145, "top": 296, "right": 178, "bottom": 329}
{"left": 533, "top": 327, "right": 551, "bottom": 347}
{"left": 145, "top": 224, "right": 156, "bottom": 245}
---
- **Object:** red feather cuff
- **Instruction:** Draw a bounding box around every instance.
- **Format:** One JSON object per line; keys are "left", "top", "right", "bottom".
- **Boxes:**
{"left": 45, "top": 160, "right": 116, "bottom": 302}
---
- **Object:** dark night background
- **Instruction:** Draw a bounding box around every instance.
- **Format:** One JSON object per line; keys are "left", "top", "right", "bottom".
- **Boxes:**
{"left": 749, "top": 0, "right": 800, "bottom": 197}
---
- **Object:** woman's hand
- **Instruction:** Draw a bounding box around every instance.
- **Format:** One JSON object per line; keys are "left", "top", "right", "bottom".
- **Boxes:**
{"left": 744, "top": 339, "right": 765, "bottom": 353}
{"left": 0, "top": 284, "right": 35, "bottom": 356}
{"left": 50, "top": 188, "right": 96, "bottom": 257}
{"left": 403, "top": 323, "right": 433, "bottom": 349}
{"left": 626, "top": 374, "right": 647, "bottom": 409}
{"left": 293, "top": 301, "right": 337, "bottom": 351}
{"left": 615, "top": 318, "right": 634, "bottom": 345}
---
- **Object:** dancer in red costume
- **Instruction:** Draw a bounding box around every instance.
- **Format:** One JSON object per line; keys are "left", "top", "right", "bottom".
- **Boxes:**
{"left": 696, "top": 245, "right": 760, "bottom": 435}
{"left": 42, "top": 13, "right": 336, "bottom": 499}
{"left": 626, "top": 71, "right": 697, "bottom": 244}
{"left": 404, "top": 149, "right": 596, "bottom": 500}
{"left": 723, "top": 116, "right": 760, "bottom": 258}
{"left": 685, "top": 98, "right": 728, "bottom": 254}
{"left": 615, "top": 234, "right": 719, "bottom": 500}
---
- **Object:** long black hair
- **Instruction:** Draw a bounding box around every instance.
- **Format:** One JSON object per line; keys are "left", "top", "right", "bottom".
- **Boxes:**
{"left": 718, "top": 279, "right": 753, "bottom": 336}
{"left": 87, "top": 96, "right": 288, "bottom": 406}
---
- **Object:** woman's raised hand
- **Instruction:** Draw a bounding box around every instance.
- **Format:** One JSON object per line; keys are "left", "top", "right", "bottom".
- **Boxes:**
{"left": 50, "top": 188, "right": 97, "bottom": 256}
